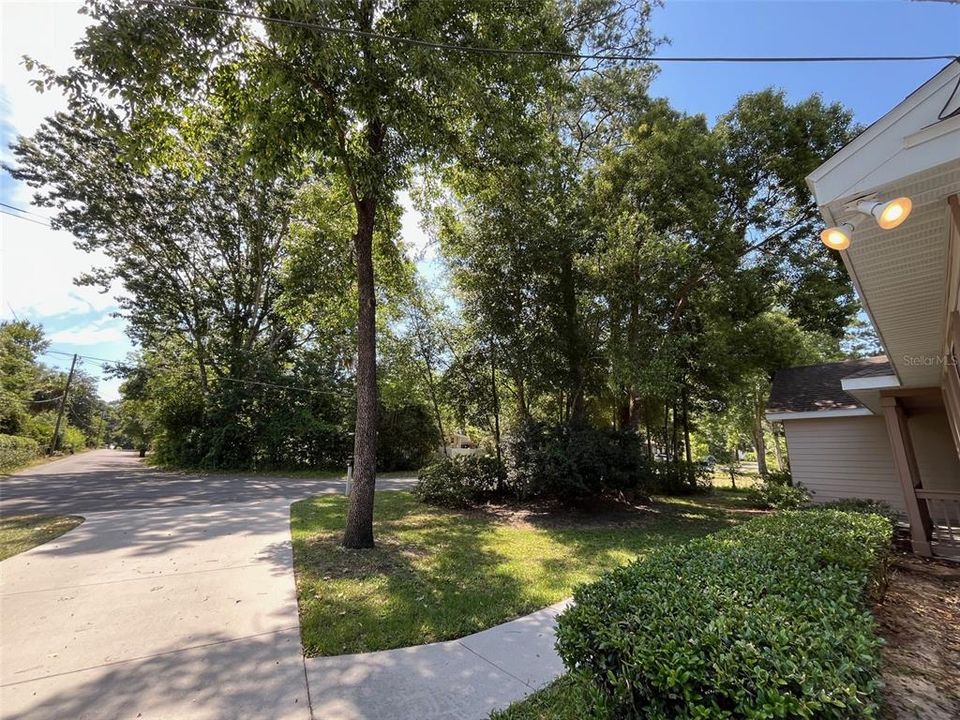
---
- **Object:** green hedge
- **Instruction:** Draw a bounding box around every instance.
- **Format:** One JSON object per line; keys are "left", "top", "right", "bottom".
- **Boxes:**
{"left": 0, "top": 434, "right": 41, "bottom": 472}
{"left": 414, "top": 455, "right": 503, "bottom": 507}
{"left": 747, "top": 478, "right": 810, "bottom": 509}
{"left": 556, "top": 510, "right": 892, "bottom": 719}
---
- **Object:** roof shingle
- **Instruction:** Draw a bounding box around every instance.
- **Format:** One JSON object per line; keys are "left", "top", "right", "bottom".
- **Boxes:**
{"left": 766, "top": 356, "right": 893, "bottom": 415}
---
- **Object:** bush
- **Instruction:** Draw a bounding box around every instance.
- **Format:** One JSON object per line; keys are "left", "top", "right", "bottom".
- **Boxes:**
{"left": 764, "top": 468, "right": 793, "bottom": 485}
{"left": 503, "top": 420, "right": 651, "bottom": 501}
{"left": 556, "top": 510, "right": 892, "bottom": 719}
{"left": 648, "top": 459, "right": 711, "bottom": 495}
{"left": 20, "top": 411, "right": 86, "bottom": 453}
{"left": 0, "top": 433, "right": 41, "bottom": 471}
{"left": 377, "top": 402, "right": 442, "bottom": 471}
{"left": 748, "top": 477, "right": 810, "bottom": 509}
{"left": 815, "top": 498, "right": 901, "bottom": 523}
{"left": 414, "top": 454, "right": 503, "bottom": 507}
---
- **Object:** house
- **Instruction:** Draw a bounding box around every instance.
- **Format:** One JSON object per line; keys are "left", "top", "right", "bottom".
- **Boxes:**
{"left": 766, "top": 60, "right": 960, "bottom": 558}
{"left": 441, "top": 432, "right": 479, "bottom": 458}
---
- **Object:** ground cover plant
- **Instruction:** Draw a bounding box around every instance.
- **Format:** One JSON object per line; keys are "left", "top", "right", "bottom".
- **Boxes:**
{"left": 0, "top": 514, "right": 84, "bottom": 561}
{"left": 290, "top": 491, "right": 748, "bottom": 656}
{"left": 554, "top": 509, "right": 893, "bottom": 719}
{"left": 0, "top": 434, "right": 41, "bottom": 473}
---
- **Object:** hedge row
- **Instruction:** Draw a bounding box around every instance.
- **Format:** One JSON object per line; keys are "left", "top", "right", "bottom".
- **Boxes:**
{"left": 414, "top": 455, "right": 502, "bottom": 507}
{"left": 416, "top": 421, "right": 710, "bottom": 507}
{"left": 556, "top": 510, "right": 893, "bottom": 719}
{"left": 0, "top": 433, "right": 41, "bottom": 472}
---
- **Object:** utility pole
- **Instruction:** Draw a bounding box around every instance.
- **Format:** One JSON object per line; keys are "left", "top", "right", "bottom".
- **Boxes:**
{"left": 96, "top": 412, "right": 106, "bottom": 448}
{"left": 49, "top": 353, "right": 78, "bottom": 454}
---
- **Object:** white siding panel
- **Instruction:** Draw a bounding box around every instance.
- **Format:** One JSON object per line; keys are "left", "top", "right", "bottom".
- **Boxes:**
{"left": 784, "top": 417, "right": 906, "bottom": 511}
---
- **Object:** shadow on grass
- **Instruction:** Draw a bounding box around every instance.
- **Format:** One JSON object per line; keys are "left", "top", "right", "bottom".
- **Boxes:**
{"left": 292, "top": 494, "right": 529, "bottom": 656}
{"left": 291, "top": 492, "right": 748, "bottom": 656}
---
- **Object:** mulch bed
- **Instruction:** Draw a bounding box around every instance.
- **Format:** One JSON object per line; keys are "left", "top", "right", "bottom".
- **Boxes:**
{"left": 876, "top": 554, "right": 960, "bottom": 719}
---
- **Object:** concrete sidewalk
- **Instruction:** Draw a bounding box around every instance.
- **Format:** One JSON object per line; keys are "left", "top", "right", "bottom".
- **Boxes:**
{"left": 1, "top": 451, "right": 567, "bottom": 719}
{"left": 305, "top": 600, "right": 570, "bottom": 720}
{"left": 0, "top": 500, "right": 310, "bottom": 719}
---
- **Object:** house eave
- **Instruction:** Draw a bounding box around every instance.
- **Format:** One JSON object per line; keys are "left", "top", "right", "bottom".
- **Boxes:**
{"left": 766, "top": 408, "right": 875, "bottom": 422}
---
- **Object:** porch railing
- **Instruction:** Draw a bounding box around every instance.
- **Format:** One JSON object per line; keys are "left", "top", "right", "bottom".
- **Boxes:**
{"left": 916, "top": 489, "right": 960, "bottom": 558}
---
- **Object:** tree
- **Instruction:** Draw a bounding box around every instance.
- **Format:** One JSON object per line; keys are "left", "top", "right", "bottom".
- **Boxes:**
{"left": 11, "top": 115, "right": 297, "bottom": 397}
{"left": 0, "top": 321, "right": 48, "bottom": 435}
{"left": 29, "top": 0, "right": 643, "bottom": 547}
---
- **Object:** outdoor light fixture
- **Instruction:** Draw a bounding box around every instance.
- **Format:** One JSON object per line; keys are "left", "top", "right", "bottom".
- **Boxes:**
{"left": 857, "top": 196, "right": 912, "bottom": 230}
{"left": 820, "top": 195, "right": 913, "bottom": 251}
{"left": 820, "top": 222, "right": 855, "bottom": 251}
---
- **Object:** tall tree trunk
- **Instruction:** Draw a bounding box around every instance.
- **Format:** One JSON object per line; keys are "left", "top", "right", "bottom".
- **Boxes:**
{"left": 512, "top": 372, "right": 529, "bottom": 418}
{"left": 413, "top": 317, "right": 446, "bottom": 458}
{"left": 489, "top": 339, "right": 503, "bottom": 491}
{"left": 682, "top": 389, "right": 692, "bottom": 464}
{"left": 663, "top": 401, "right": 670, "bottom": 461}
{"left": 644, "top": 407, "right": 653, "bottom": 457}
{"left": 617, "top": 386, "right": 631, "bottom": 431}
{"left": 628, "top": 392, "right": 642, "bottom": 432}
{"left": 671, "top": 402, "right": 680, "bottom": 462}
{"left": 752, "top": 383, "right": 768, "bottom": 478}
{"left": 561, "top": 252, "right": 586, "bottom": 424}
{"left": 772, "top": 421, "right": 785, "bottom": 472}
{"left": 343, "top": 196, "right": 378, "bottom": 549}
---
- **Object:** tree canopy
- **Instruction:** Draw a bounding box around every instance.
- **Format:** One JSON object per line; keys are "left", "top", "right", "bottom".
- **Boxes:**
{"left": 7, "top": 0, "right": 873, "bottom": 545}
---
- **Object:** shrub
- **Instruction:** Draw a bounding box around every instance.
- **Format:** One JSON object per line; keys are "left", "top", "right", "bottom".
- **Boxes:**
{"left": 503, "top": 420, "right": 651, "bottom": 501}
{"left": 748, "top": 477, "right": 810, "bottom": 509}
{"left": 20, "top": 412, "right": 86, "bottom": 453}
{"left": 556, "top": 510, "right": 892, "bottom": 719}
{"left": 648, "top": 459, "right": 711, "bottom": 495}
{"left": 815, "top": 498, "right": 901, "bottom": 524}
{"left": 764, "top": 468, "right": 793, "bottom": 485}
{"left": 377, "top": 402, "right": 442, "bottom": 471}
{"left": 414, "top": 454, "right": 503, "bottom": 507}
{"left": 0, "top": 433, "right": 41, "bottom": 471}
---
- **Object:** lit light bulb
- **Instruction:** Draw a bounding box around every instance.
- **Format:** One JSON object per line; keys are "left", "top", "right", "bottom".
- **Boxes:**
{"left": 876, "top": 197, "right": 912, "bottom": 230}
{"left": 820, "top": 224, "right": 852, "bottom": 251}
{"left": 857, "top": 196, "right": 913, "bottom": 230}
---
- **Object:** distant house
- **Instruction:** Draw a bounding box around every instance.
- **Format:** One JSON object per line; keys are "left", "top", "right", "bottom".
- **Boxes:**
{"left": 442, "top": 432, "right": 479, "bottom": 458}
{"left": 767, "top": 61, "right": 960, "bottom": 559}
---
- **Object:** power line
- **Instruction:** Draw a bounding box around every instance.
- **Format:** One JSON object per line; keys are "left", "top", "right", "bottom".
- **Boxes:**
{"left": 46, "top": 348, "right": 348, "bottom": 397}
{"left": 138, "top": 0, "right": 958, "bottom": 65}
{"left": 0, "top": 202, "right": 50, "bottom": 220}
{"left": 0, "top": 207, "right": 52, "bottom": 227}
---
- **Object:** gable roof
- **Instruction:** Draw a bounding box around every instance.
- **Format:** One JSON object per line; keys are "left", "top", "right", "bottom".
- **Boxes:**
{"left": 806, "top": 59, "right": 960, "bottom": 212}
{"left": 766, "top": 356, "right": 892, "bottom": 415}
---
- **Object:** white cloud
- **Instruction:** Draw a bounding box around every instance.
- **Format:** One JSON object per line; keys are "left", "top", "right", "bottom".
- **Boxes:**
{"left": 0, "top": 3, "right": 123, "bottom": 321}
{"left": 49, "top": 316, "right": 127, "bottom": 345}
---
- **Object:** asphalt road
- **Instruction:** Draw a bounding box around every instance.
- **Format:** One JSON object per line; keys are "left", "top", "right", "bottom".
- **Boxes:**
{"left": 0, "top": 449, "right": 417, "bottom": 516}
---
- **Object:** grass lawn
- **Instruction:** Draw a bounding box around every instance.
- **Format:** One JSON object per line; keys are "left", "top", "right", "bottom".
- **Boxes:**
{"left": 490, "top": 675, "right": 594, "bottom": 720}
{"left": 291, "top": 491, "right": 750, "bottom": 656}
{"left": 0, "top": 514, "right": 84, "bottom": 561}
{"left": 709, "top": 469, "right": 760, "bottom": 489}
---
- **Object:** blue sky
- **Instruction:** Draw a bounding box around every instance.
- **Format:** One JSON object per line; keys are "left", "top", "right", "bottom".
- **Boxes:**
{"left": 648, "top": 1, "right": 959, "bottom": 125}
{"left": 1, "top": 0, "right": 958, "bottom": 400}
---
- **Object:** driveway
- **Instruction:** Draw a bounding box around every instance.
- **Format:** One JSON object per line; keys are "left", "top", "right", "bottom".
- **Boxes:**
{"left": 0, "top": 451, "right": 415, "bottom": 719}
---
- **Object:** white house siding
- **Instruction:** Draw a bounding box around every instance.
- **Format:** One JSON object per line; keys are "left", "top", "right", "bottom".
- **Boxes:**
{"left": 783, "top": 416, "right": 906, "bottom": 511}
{"left": 909, "top": 411, "right": 960, "bottom": 490}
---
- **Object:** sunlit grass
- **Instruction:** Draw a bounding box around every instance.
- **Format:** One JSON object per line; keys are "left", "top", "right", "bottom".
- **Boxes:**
{"left": 490, "top": 675, "right": 596, "bottom": 720}
{"left": 709, "top": 469, "right": 761, "bottom": 489}
{"left": 291, "top": 492, "right": 746, "bottom": 656}
{"left": 0, "top": 514, "right": 84, "bottom": 561}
